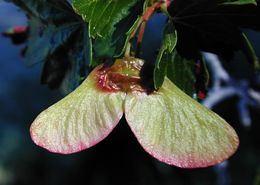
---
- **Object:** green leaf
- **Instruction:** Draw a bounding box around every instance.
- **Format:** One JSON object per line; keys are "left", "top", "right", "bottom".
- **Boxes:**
{"left": 168, "top": 0, "right": 260, "bottom": 63}
{"left": 26, "top": 18, "right": 79, "bottom": 65}
{"left": 73, "top": 0, "right": 138, "bottom": 38}
{"left": 125, "top": 77, "right": 239, "bottom": 168}
{"left": 10, "top": 0, "right": 81, "bottom": 65}
{"left": 241, "top": 33, "right": 260, "bottom": 71}
{"left": 30, "top": 65, "right": 126, "bottom": 154}
{"left": 154, "top": 21, "right": 177, "bottom": 89}
{"left": 153, "top": 20, "right": 197, "bottom": 96}
{"left": 154, "top": 50, "right": 197, "bottom": 97}
{"left": 222, "top": 0, "right": 257, "bottom": 5}
{"left": 93, "top": 1, "right": 144, "bottom": 58}
{"left": 167, "top": 51, "right": 197, "bottom": 97}
{"left": 60, "top": 26, "right": 92, "bottom": 94}
{"left": 73, "top": 0, "right": 145, "bottom": 59}
{"left": 9, "top": 0, "right": 91, "bottom": 92}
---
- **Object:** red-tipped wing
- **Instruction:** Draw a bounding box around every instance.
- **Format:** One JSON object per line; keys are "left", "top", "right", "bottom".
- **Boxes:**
{"left": 30, "top": 67, "right": 125, "bottom": 154}
{"left": 125, "top": 78, "right": 239, "bottom": 168}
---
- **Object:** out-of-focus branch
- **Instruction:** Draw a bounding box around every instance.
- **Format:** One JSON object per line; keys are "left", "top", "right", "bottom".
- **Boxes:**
{"left": 202, "top": 52, "right": 260, "bottom": 127}
{"left": 202, "top": 52, "right": 260, "bottom": 185}
{"left": 213, "top": 161, "right": 231, "bottom": 185}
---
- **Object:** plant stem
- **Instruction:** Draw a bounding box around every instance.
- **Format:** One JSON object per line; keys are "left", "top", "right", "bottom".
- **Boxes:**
{"left": 125, "top": 1, "right": 165, "bottom": 57}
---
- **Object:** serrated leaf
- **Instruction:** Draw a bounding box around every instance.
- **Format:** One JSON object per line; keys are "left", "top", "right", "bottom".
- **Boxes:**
{"left": 125, "top": 77, "right": 239, "bottom": 168}
{"left": 154, "top": 21, "right": 177, "bottom": 89}
{"left": 9, "top": 0, "right": 78, "bottom": 24}
{"left": 93, "top": 1, "right": 144, "bottom": 58}
{"left": 26, "top": 18, "right": 79, "bottom": 65}
{"left": 31, "top": 66, "right": 125, "bottom": 154}
{"left": 9, "top": 0, "right": 91, "bottom": 92}
{"left": 73, "top": 0, "right": 145, "bottom": 59}
{"left": 156, "top": 22, "right": 177, "bottom": 63}
{"left": 38, "top": 24, "right": 91, "bottom": 92}
{"left": 168, "top": 0, "right": 260, "bottom": 64}
{"left": 60, "top": 26, "right": 91, "bottom": 94}
{"left": 73, "top": 0, "right": 138, "bottom": 38}
{"left": 9, "top": 0, "right": 82, "bottom": 65}
{"left": 40, "top": 46, "right": 71, "bottom": 89}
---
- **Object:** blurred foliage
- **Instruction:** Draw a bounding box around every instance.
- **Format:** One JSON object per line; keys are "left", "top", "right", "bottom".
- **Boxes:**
{"left": 4, "top": 0, "right": 91, "bottom": 94}
{"left": 3, "top": 0, "right": 260, "bottom": 96}
{"left": 1, "top": 0, "right": 260, "bottom": 185}
{"left": 254, "top": 167, "right": 260, "bottom": 185}
{"left": 168, "top": 0, "right": 260, "bottom": 65}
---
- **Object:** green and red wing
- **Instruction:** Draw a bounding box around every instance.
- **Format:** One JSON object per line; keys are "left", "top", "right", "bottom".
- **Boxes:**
{"left": 125, "top": 78, "right": 239, "bottom": 168}
{"left": 30, "top": 66, "right": 125, "bottom": 154}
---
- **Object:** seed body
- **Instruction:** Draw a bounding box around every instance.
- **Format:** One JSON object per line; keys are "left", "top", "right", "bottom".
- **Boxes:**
{"left": 96, "top": 57, "right": 145, "bottom": 93}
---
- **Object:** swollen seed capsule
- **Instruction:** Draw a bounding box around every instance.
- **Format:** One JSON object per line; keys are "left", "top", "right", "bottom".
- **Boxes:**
{"left": 95, "top": 57, "right": 146, "bottom": 93}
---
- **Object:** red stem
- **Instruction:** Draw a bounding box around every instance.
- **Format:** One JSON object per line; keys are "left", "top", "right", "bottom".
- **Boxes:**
{"left": 128, "top": 0, "right": 170, "bottom": 57}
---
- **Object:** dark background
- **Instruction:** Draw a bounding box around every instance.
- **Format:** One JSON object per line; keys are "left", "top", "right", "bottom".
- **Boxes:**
{"left": 0, "top": 1, "right": 260, "bottom": 185}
